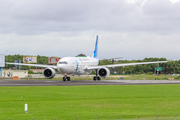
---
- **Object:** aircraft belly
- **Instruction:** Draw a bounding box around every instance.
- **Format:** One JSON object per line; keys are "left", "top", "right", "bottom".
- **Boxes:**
{"left": 72, "top": 65, "right": 87, "bottom": 75}
{"left": 58, "top": 65, "right": 74, "bottom": 75}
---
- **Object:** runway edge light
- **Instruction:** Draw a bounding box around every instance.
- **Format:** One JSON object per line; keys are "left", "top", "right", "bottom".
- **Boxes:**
{"left": 25, "top": 104, "right": 28, "bottom": 113}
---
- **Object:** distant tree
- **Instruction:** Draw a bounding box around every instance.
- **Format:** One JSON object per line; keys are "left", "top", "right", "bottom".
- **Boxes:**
{"left": 4, "top": 55, "right": 176, "bottom": 74}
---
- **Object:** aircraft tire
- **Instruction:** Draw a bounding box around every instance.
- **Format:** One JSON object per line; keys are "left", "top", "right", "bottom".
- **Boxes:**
{"left": 63, "top": 77, "right": 66, "bottom": 81}
{"left": 93, "top": 76, "right": 96, "bottom": 81}
{"left": 97, "top": 76, "right": 101, "bottom": 81}
{"left": 67, "top": 77, "right": 70, "bottom": 81}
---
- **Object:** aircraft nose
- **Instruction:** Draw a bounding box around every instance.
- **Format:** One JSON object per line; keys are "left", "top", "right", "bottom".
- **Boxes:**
{"left": 58, "top": 64, "right": 67, "bottom": 73}
{"left": 58, "top": 64, "right": 64, "bottom": 70}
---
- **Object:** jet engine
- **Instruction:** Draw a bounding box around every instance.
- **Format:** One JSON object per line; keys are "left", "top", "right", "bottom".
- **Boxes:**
{"left": 98, "top": 67, "right": 110, "bottom": 78}
{"left": 43, "top": 68, "right": 56, "bottom": 79}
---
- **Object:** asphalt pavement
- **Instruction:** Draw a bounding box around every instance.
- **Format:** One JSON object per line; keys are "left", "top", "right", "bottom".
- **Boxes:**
{"left": 0, "top": 79, "right": 180, "bottom": 86}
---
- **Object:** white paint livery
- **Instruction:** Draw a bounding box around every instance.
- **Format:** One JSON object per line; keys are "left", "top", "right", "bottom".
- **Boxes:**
{"left": 57, "top": 56, "right": 98, "bottom": 75}
{"left": 6, "top": 36, "right": 168, "bottom": 81}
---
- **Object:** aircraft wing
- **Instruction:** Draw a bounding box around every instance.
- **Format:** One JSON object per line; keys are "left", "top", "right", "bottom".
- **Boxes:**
{"left": 86, "top": 61, "right": 167, "bottom": 70}
{"left": 6, "top": 62, "right": 57, "bottom": 69}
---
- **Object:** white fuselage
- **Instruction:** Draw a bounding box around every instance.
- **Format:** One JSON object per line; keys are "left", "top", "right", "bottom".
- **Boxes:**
{"left": 57, "top": 56, "right": 98, "bottom": 75}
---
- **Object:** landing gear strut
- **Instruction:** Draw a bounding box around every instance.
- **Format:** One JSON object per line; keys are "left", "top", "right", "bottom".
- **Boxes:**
{"left": 93, "top": 69, "right": 101, "bottom": 81}
{"left": 63, "top": 74, "right": 70, "bottom": 81}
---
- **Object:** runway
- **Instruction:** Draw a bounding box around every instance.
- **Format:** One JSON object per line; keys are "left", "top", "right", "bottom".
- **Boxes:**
{"left": 0, "top": 79, "right": 180, "bottom": 86}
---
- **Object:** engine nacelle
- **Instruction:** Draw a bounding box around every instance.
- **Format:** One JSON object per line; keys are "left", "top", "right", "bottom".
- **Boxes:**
{"left": 43, "top": 68, "right": 56, "bottom": 79}
{"left": 98, "top": 67, "right": 110, "bottom": 78}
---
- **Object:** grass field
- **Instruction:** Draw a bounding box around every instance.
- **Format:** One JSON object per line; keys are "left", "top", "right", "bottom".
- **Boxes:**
{"left": 0, "top": 85, "right": 180, "bottom": 120}
{"left": 20, "top": 74, "right": 180, "bottom": 80}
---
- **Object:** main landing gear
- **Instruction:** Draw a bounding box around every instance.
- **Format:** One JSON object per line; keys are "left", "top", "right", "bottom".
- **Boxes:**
{"left": 93, "top": 69, "right": 101, "bottom": 81}
{"left": 63, "top": 74, "right": 70, "bottom": 81}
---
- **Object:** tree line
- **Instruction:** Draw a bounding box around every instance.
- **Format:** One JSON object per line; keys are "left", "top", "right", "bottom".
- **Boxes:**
{"left": 99, "top": 57, "right": 177, "bottom": 74}
{"left": 5, "top": 54, "right": 48, "bottom": 70}
{"left": 4, "top": 55, "right": 179, "bottom": 74}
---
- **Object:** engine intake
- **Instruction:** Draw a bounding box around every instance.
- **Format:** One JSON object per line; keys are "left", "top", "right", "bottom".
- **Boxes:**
{"left": 98, "top": 68, "right": 110, "bottom": 78}
{"left": 43, "top": 68, "right": 56, "bottom": 79}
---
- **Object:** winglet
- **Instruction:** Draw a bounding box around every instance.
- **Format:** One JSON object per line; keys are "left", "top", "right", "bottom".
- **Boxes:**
{"left": 93, "top": 35, "right": 98, "bottom": 58}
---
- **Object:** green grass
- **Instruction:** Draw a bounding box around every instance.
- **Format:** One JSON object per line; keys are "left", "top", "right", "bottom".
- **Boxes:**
{"left": 19, "top": 74, "right": 180, "bottom": 80}
{"left": 123, "top": 74, "right": 172, "bottom": 80}
{"left": 110, "top": 74, "right": 178, "bottom": 80}
{"left": 1, "top": 85, "right": 180, "bottom": 120}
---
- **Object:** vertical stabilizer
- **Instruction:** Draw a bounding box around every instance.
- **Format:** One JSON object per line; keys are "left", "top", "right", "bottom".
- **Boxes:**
{"left": 93, "top": 35, "right": 98, "bottom": 58}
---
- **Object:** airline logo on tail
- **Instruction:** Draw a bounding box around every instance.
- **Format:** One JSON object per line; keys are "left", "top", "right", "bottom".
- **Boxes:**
{"left": 93, "top": 35, "right": 98, "bottom": 58}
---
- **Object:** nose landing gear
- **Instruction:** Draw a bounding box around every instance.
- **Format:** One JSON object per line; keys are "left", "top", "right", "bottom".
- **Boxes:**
{"left": 63, "top": 74, "right": 70, "bottom": 81}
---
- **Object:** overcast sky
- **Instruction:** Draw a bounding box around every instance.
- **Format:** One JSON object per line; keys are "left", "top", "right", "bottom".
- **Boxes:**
{"left": 0, "top": 0, "right": 180, "bottom": 60}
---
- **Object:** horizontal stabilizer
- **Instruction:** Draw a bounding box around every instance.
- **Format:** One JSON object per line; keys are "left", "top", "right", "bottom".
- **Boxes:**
{"left": 101, "top": 57, "right": 123, "bottom": 61}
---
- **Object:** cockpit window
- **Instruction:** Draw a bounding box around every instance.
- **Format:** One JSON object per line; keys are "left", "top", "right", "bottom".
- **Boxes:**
{"left": 59, "top": 61, "right": 68, "bottom": 64}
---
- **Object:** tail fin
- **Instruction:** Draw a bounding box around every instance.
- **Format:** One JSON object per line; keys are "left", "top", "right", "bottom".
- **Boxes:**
{"left": 93, "top": 35, "right": 98, "bottom": 58}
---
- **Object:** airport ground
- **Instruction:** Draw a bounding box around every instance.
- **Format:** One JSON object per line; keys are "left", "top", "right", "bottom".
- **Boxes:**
{"left": 1, "top": 75, "right": 180, "bottom": 120}
{"left": 1, "top": 79, "right": 180, "bottom": 86}
{"left": 24, "top": 74, "right": 180, "bottom": 80}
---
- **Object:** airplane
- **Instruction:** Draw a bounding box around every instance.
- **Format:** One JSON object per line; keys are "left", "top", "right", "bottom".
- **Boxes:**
{"left": 6, "top": 36, "right": 167, "bottom": 81}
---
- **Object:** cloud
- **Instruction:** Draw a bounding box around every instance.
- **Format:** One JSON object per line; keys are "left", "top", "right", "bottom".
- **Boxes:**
{"left": 0, "top": 0, "right": 180, "bottom": 60}
{"left": 1, "top": 0, "right": 180, "bottom": 34}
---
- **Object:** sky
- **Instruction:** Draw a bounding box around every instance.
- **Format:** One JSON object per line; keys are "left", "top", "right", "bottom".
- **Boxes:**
{"left": 0, "top": 0, "right": 180, "bottom": 60}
